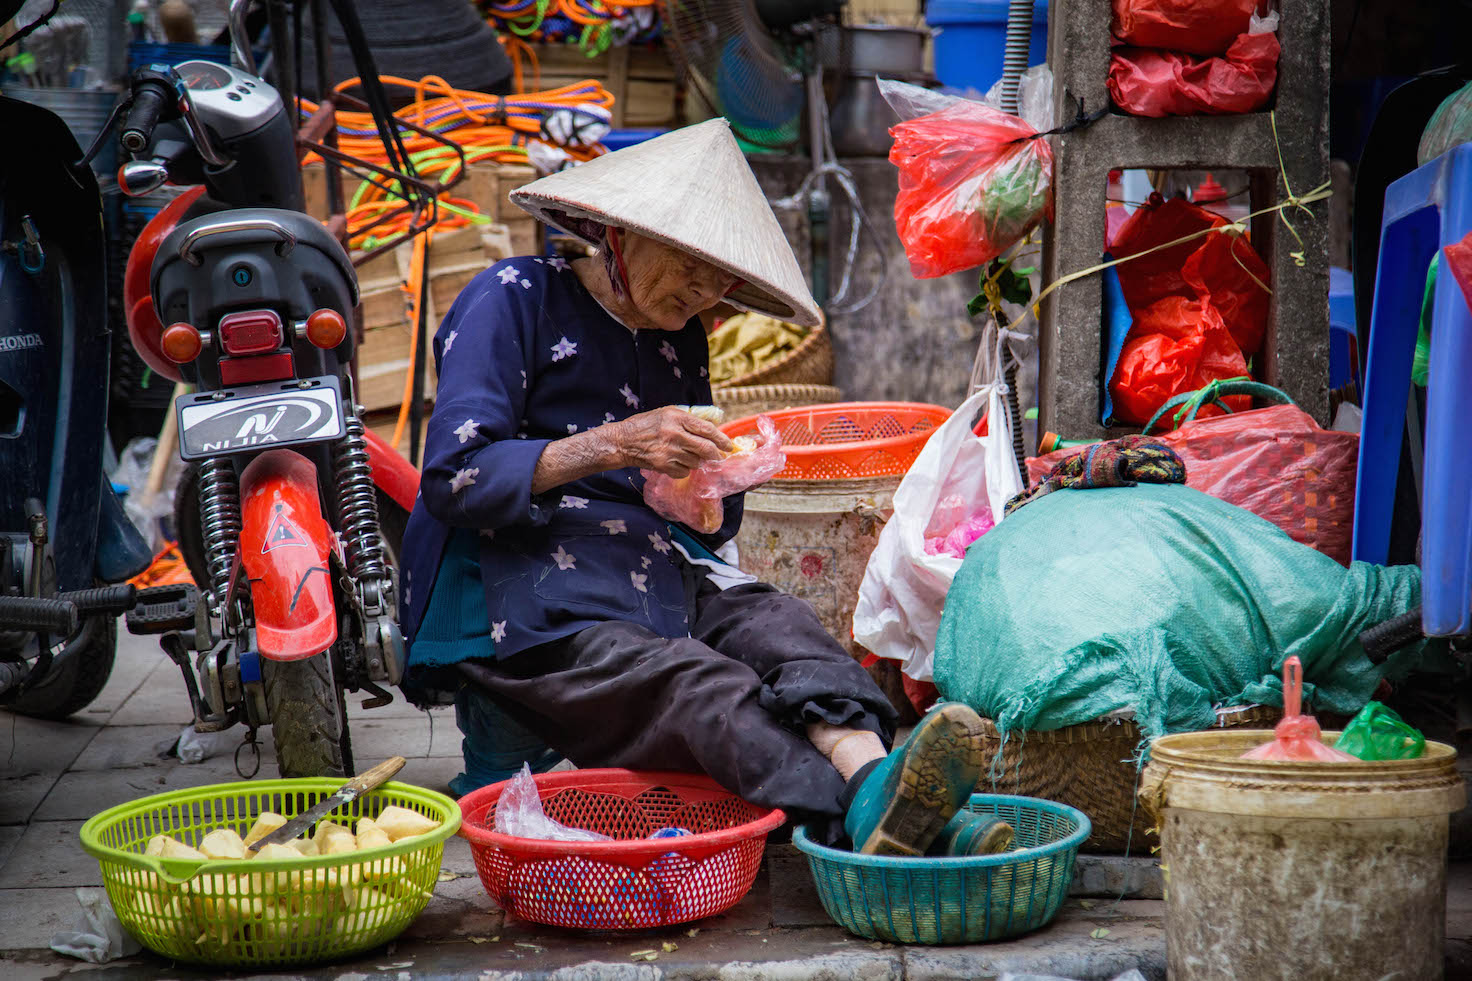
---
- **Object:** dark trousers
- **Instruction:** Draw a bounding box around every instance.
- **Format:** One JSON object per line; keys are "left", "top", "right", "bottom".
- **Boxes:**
{"left": 460, "top": 567, "right": 896, "bottom": 841}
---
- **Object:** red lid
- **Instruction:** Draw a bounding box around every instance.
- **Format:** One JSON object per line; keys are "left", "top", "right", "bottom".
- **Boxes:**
{"left": 1195, "top": 173, "right": 1227, "bottom": 203}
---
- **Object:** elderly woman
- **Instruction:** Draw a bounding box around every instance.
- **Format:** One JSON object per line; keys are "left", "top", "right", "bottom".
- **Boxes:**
{"left": 399, "top": 120, "right": 993, "bottom": 855}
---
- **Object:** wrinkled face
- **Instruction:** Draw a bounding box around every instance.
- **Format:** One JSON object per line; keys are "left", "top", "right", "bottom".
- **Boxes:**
{"left": 619, "top": 230, "right": 740, "bottom": 331}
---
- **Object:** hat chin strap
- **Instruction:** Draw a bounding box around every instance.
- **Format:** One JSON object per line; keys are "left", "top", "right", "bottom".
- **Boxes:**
{"left": 606, "top": 226, "right": 633, "bottom": 297}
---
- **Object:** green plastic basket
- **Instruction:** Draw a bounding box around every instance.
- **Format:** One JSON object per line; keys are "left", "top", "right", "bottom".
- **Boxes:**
{"left": 792, "top": 794, "right": 1090, "bottom": 945}
{"left": 78, "top": 778, "right": 461, "bottom": 967}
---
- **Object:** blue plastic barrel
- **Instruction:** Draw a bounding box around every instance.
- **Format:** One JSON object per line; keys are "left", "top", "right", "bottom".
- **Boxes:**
{"left": 602, "top": 129, "right": 669, "bottom": 153}
{"left": 926, "top": 0, "right": 1049, "bottom": 94}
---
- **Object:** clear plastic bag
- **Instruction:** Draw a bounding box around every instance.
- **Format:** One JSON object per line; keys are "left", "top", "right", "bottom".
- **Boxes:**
{"left": 641, "top": 415, "right": 785, "bottom": 534}
{"left": 494, "top": 763, "right": 612, "bottom": 843}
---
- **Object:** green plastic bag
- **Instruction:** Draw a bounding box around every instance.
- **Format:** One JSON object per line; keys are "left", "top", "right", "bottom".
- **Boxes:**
{"left": 1335, "top": 701, "right": 1426, "bottom": 760}
{"left": 933, "top": 484, "right": 1428, "bottom": 746}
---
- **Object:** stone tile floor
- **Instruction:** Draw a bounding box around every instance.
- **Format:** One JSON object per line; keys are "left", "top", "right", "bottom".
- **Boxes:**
{"left": 0, "top": 627, "right": 1465, "bottom": 980}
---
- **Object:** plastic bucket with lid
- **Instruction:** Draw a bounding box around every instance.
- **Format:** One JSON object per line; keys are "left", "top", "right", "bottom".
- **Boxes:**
{"left": 926, "top": 0, "right": 1049, "bottom": 94}
{"left": 1141, "top": 729, "right": 1466, "bottom": 981}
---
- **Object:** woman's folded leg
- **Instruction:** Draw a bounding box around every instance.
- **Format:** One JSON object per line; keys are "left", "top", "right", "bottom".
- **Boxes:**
{"left": 458, "top": 619, "right": 855, "bottom": 834}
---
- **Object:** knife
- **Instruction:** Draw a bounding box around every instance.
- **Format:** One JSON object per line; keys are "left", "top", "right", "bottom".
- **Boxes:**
{"left": 254, "top": 756, "right": 407, "bottom": 849}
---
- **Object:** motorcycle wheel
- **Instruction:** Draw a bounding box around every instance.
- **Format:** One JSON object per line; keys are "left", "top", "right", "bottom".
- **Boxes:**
{"left": 6, "top": 617, "right": 117, "bottom": 720}
{"left": 174, "top": 464, "right": 410, "bottom": 588}
{"left": 263, "top": 651, "right": 355, "bottom": 778}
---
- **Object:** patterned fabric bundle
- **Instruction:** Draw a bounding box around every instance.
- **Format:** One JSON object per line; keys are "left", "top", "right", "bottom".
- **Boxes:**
{"left": 1004, "top": 435, "right": 1186, "bottom": 516}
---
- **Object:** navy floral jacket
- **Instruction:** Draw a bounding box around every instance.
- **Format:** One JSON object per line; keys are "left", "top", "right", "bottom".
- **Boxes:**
{"left": 398, "top": 256, "right": 741, "bottom": 663}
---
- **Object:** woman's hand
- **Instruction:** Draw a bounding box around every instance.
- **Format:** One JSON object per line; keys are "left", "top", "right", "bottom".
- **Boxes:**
{"left": 610, "top": 406, "right": 733, "bottom": 478}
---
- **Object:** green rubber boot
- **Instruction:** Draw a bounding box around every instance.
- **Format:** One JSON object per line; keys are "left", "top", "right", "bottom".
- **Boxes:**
{"left": 927, "top": 811, "right": 1015, "bottom": 856}
{"left": 843, "top": 702, "right": 987, "bottom": 856}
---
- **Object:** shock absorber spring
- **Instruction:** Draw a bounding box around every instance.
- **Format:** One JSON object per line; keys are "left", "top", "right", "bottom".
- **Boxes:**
{"left": 197, "top": 457, "right": 241, "bottom": 600}
{"left": 333, "top": 415, "right": 387, "bottom": 581}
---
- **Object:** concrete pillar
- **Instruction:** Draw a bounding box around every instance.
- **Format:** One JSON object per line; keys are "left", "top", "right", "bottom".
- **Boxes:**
{"left": 1039, "top": 0, "right": 1331, "bottom": 438}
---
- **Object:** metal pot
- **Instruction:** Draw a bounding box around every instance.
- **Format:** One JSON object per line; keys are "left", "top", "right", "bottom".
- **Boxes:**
{"left": 830, "top": 71, "right": 933, "bottom": 158}
{"left": 842, "top": 24, "right": 929, "bottom": 75}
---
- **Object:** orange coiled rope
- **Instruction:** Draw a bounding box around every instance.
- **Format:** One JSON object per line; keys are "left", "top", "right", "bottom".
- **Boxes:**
{"left": 300, "top": 74, "right": 613, "bottom": 252}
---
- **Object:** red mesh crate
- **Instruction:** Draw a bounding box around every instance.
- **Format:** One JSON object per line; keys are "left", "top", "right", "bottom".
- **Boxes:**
{"left": 457, "top": 769, "right": 784, "bottom": 930}
{"left": 722, "top": 402, "right": 952, "bottom": 480}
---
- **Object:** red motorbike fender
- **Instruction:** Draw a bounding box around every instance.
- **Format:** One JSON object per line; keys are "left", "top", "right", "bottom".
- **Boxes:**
{"left": 362, "top": 427, "right": 420, "bottom": 512}
{"left": 238, "top": 450, "right": 338, "bottom": 661}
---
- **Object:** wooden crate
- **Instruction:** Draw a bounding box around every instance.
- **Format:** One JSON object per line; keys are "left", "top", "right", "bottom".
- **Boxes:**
{"left": 524, "top": 42, "right": 678, "bottom": 128}
{"left": 356, "top": 320, "right": 436, "bottom": 413}
{"left": 466, "top": 162, "right": 537, "bottom": 223}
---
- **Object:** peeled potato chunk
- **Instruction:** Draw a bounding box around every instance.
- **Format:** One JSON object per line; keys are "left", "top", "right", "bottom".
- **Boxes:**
{"left": 159, "top": 837, "right": 207, "bottom": 861}
{"left": 320, "top": 832, "right": 359, "bottom": 856}
{"left": 198, "top": 828, "right": 248, "bottom": 861}
{"left": 355, "top": 819, "right": 392, "bottom": 852}
{"left": 243, "top": 812, "right": 289, "bottom": 848}
{"left": 374, "top": 806, "right": 439, "bottom": 841}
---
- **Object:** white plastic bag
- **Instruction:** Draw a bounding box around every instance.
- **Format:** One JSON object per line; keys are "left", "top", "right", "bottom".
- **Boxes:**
{"left": 493, "top": 763, "right": 612, "bottom": 843}
{"left": 852, "top": 384, "right": 1024, "bottom": 682}
{"left": 50, "top": 888, "right": 142, "bottom": 963}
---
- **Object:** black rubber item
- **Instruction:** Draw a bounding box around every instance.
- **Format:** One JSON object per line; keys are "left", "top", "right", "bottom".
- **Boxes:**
{"left": 126, "top": 584, "right": 198, "bottom": 635}
{"left": 0, "top": 596, "right": 78, "bottom": 635}
{"left": 59, "top": 584, "right": 137, "bottom": 616}
{"left": 1360, "top": 607, "right": 1425, "bottom": 665}
{"left": 121, "top": 80, "right": 172, "bottom": 153}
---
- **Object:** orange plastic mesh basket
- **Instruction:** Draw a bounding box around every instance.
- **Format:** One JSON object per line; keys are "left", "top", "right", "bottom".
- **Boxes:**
{"left": 722, "top": 402, "right": 953, "bottom": 480}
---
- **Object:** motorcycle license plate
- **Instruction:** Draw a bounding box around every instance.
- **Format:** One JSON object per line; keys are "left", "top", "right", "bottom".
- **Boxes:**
{"left": 176, "top": 376, "right": 346, "bottom": 460}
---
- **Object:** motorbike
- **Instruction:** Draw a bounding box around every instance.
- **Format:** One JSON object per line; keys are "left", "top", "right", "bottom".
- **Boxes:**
{"left": 0, "top": 97, "right": 152, "bottom": 718}
{"left": 116, "top": 1, "right": 446, "bottom": 777}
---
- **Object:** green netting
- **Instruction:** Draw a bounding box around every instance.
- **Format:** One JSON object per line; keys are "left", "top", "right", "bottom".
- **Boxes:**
{"left": 933, "top": 484, "right": 1428, "bottom": 747}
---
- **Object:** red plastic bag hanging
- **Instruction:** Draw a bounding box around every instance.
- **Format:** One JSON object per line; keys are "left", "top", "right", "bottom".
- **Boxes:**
{"left": 1241, "top": 657, "right": 1358, "bottom": 761}
{"left": 889, "top": 101, "right": 1054, "bottom": 279}
{"left": 1109, "top": 194, "right": 1269, "bottom": 354}
{"left": 1109, "top": 28, "right": 1279, "bottom": 118}
{"left": 1109, "top": 296, "right": 1251, "bottom": 424}
{"left": 1112, "top": 0, "right": 1259, "bottom": 57}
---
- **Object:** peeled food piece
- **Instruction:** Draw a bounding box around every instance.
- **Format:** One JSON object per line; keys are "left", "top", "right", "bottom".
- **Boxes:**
{"left": 243, "top": 812, "right": 289, "bottom": 848}
{"left": 158, "top": 837, "right": 207, "bottom": 861}
{"left": 679, "top": 405, "right": 725, "bottom": 424}
{"left": 288, "top": 837, "right": 319, "bottom": 857}
{"left": 375, "top": 805, "right": 439, "bottom": 841}
{"left": 355, "top": 816, "right": 393, "bottom": 852}
{"left": 320, "top": 831, "right": 359, "bottom": 856}
{"left": 199, "top": 828, "right": 248, "bottom": 861}
{"left": 144, "top": 835, "right": 170, "bottom": 857}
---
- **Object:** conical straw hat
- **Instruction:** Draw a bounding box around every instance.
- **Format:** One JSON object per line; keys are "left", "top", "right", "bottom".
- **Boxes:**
{"left": 510, "top": 118, "right": 821, "bottom": 327}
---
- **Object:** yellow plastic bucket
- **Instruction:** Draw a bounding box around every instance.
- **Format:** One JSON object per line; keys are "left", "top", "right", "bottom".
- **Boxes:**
{"left": 1142, "top": 730, "right": 1465, "bottom": 981}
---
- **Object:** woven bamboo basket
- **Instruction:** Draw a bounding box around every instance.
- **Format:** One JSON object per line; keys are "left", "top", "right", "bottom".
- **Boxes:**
{"left": 977, "top": 705, "right": 1282, "bottom": 853}
{"left": 713, "top": 315, "right": 834, "bottom": 389}
{"left": 714, "top": 384, "right": 843, "bottom": 420}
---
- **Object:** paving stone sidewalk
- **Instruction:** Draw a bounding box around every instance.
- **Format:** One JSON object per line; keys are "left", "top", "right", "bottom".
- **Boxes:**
{"left": 0, "top": 628, "right": 1465, "bottom": 980}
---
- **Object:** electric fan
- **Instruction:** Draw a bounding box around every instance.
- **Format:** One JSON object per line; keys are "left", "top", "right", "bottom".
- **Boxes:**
{"left": 656, "top": 0, "right": 843, "bottom": 153}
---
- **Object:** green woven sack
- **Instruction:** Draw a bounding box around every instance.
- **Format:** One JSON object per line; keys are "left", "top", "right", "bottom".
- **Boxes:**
{"left": 934, "top": 484, "right": 1428, "bottom": 747}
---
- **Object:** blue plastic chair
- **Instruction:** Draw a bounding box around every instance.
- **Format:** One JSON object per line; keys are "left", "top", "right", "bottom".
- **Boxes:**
{"left": 1352, "top": 143, "right": 1472, "bottom": 635}
{"left": 1328, "top": 266, "right": 1358, "bottom": 392}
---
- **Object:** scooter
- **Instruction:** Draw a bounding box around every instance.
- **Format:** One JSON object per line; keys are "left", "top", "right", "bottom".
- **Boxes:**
{"left": 0, "top": 96, "right": 152, "bottom": 718}
{"left": 116, "top": 10, "right": 441, "bottom": 776}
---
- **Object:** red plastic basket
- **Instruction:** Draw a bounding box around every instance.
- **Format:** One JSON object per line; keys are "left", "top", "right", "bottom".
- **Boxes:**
{"left": 457, "top": 769, "right": 785, "bottom": 930}
{"left": 722, "top": 401, "right": 952, "bottom": 480}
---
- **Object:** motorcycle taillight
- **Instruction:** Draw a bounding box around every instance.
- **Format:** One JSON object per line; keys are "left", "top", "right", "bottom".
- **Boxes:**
{"left": 218, "top": 310, "right": 284, "bottom": 357}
